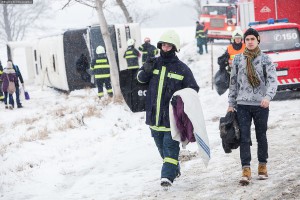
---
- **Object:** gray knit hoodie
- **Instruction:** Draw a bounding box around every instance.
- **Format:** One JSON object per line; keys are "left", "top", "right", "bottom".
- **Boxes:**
{"left": 228, "top": 53, "right": 278, "bottom": 108}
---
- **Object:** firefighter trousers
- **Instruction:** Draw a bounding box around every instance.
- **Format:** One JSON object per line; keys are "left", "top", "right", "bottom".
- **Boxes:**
{"left": 95, "top": 78, "right": 113, "bottom": 97}
{"left": 151, "top": 129, "right": 180, "bottom": 182}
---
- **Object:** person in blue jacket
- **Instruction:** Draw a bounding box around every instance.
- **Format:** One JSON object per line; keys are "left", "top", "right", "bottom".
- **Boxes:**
{"left": 137, "top": 30, "right": 200, "bottom": 188}
{"left": 9, "top": 60, "right": 24, "bottom": 108}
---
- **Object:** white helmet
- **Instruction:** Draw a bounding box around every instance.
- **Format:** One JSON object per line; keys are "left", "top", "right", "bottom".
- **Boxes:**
{"left": 127, "top": 38, "right": 135, "bottom": 46}
{"left": 96, "top": 45, "right": 105, "bottom": 54}
{"left": 232, "top": 29, "right": 243, "bottom": 39}
{"left": 157, "top": 30, "right": 180, "bottom": 52}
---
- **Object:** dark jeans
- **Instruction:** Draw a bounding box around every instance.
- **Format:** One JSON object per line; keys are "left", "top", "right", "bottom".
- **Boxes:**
{"left": 237, "top": 105, "right": 269, "bottom": 167}
{"left": 151, "top": 129, "right": 180, "bottom": 182}
{"left": 4, "top": 92, "right": 14, "bottom": 105}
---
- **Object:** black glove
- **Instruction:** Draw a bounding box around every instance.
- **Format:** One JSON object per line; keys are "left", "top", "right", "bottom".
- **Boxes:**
{"left": 143, "top": 57, "right": 156, "bottom": 73}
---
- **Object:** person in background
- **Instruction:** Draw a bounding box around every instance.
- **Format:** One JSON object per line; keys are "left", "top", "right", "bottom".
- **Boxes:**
{"left": 195, "top": 21, "right": 208, "bottom": 55}
{"left": 0, "top": 61, "right": 17, "bottom": 109}
{"left": 227, "top": 28, "right": 278, "bottom": 185}
{"left": 138, "top": 37, "right": 158, "bottom": 65}
{"left": 76, "top": 54, "right": 90, "bottom": 82}
{"left": 124, "top": 38, "right": 140, "bottom": 70}
{"left": 90, "top": 45, "right": 113, "bottom": 98}
{"left": 218, "top": 29, "right": 246, "bottom": 72}
{"left": 137, "top": 30, "right": 199, "bottom": 188}
{"left": 0, "top": 61, "right": 4, "bottom": 102}
{"left": 9, "top": 59, "right": 24, "bottom": 108}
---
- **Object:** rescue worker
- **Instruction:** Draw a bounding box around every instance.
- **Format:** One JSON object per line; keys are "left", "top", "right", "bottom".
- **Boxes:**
{"left": 195, "top": 21, "right": 208, "bottom": 54}
{"left": 138, "top": 37, "right": 158, "bottom": 64}
{"left": 218, "top": 29, "right": 246, "bottom": 72}
{"left": 124, "top": 38, "right": 140, "bottom": 70}
{"left": 90, "top": 45, "right": 113, "bottom": 98}
{"left": 0, "top": 61, "right": 4, "bottom": 102}
{"left": 9, "top": 60, "right": 24, "bottom": 108}
{"left": 137, "top": 30, "right": 199, "bottom": 188}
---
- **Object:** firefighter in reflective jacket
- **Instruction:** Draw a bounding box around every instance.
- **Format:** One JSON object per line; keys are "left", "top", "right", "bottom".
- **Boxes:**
{"left": 138, "top": 37, "right": 158, "bottom": 64}
{"left": 195, "top": 21, "right": 208, "bottom": 55}
{"left": 91, "top": 46, "right": 113, "bottom": 98}
{"left": 137, "top": 30, "right": 199, "bottom": 187}
{"left": 218, "top": 29, "right": 246, "bottom": 72}
{"left": 0, "top": 61, "right": 3, "bottom": 101}
{"left": 124, "top": 38, "right": 140, "bottom": 70}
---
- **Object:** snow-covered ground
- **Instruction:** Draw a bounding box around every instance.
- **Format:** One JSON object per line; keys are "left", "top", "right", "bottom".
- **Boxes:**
{"left": 1, "top": 33, "right": 300, "bottom": 200}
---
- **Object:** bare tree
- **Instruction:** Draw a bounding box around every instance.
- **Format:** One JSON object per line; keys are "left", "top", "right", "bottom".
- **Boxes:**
{"left": 115, "top": 0, "right": 133, "bottom": 23}
{"left": 0, "top": 0, "right": 52, "bottom": 43}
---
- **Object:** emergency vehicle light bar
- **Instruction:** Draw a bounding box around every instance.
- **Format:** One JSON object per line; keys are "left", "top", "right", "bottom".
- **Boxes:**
{"left": 248, "top": 18, "right": 288, "bottom": 27}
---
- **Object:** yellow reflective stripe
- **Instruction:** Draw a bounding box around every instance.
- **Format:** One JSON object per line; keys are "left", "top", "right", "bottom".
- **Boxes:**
{"left": 96, "top": 59, "right": 108, "bottom": 63}
{"left": 98, "top": 92, "right": 104, "bottom": 97}
{"left": 94, "top": 64, "right": 110, "bottom": 69}
{"left": 153, "top": 69, "right": 159, "bottom": 74}
{"left": 156, "top": 66, "right": 166, "bottom": 125}
{"left": 197, "top": 30, "right": 204, "bottom": 33}
{"left": 128, "top": 66, "right": 139, "bottom": 69}
{"left": 107, "top": 89, "right": 113, "bottom": 93}
{"left": 150, "top": 126, "right": 171, "bottom": 132}
{"left": 95, "top": 74, "right": 110, "bottom": 78}
{"left": 154, "top": 49, "right": 158, "bottom": 55}
{"left": 125, "top": 55, "right": 137, "bottom": 59}
{"left": 126, "top": 51, "right": 133, "bottom": 55}
{"left": 142, "top": 52, "right": 148, "bottom": 54}
{"left": 164, "top": 157, "right": 178, "bottom": 165}
{"left": 0, "top": 96, "right": 4, "bottom": 99}
{"left": 167, "top": 73, "right": 184, "bottom": 80}
{"left": 0, "top": 71, "right": 3, "bottom": 75}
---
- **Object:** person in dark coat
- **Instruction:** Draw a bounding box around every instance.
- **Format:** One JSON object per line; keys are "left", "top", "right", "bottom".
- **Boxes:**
{"left": 90, "top": 45, "right": 113, "bottom": 98}
{"left": 0, "top": 61, "right": 17, "bottom": 109}
{"left": 76, "top": 54, "right": 90, "bottom": 82}
{"left": 138, "top": 37, "right": 158, "bottom": 64}
{"left": 9, "top": 60, "right": 24, "bottom": 108}
{"left": 137, "top": 30, "right": 199, "bottom": 188}
{"left": 195, "top": 21, "right": 208, "bottom": 55}
{"left": 0, "top": 61, "right": 4, "bottom": 102}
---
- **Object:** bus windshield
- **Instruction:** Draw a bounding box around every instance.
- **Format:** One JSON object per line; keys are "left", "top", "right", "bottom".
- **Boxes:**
{"left": 259, "top": 28, "right": 300, "bottom": 52}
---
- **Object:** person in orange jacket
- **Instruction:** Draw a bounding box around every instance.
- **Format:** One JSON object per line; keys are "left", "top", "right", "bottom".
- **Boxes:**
{"left": 218, "top": 29, "right": 246, "bottom": 72}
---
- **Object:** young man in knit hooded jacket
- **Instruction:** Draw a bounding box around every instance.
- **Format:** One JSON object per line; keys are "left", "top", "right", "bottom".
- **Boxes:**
{"left": 227, "top": 28, "right": 278, "bottom": 185}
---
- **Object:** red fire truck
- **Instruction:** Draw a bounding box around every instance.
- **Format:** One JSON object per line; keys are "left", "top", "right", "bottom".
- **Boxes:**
{"left": 237, "top": 0, "right": 300, "bottom": 93}
{"left": 199, "top": 2, "right": 237, "bottom": 40}
{"left": 249, "top": 19, "right": 300, "bottom": 91}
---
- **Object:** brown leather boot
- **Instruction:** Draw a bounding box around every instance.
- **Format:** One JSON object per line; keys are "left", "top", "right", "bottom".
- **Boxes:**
{"left": 239, "top": 167, "right": 251, "bottom": 185}
{"left": 258, "top": 163, "right": 268, "bottom": 180}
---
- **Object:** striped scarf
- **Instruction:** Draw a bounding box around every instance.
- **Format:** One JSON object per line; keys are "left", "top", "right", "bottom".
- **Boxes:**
{"left": 243, "top": 46, "right": 261, "bottom": 88}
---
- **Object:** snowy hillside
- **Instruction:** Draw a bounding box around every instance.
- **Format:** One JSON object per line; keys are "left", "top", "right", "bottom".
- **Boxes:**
{"left": 1, "top": 35, "right": 300, "bottom": 200}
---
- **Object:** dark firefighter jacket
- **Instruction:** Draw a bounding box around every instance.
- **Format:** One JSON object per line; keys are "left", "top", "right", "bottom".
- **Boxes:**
{"left": 138, "top": 43, "right": 158, "bottom": 64}
{"left": 137, "top": 53, "right": 199, "bottom": 131}
{"left": 123, "top": 46, "right": 140, "bottom": 69}
{"left": 13, "top": 64, "right": 24, "bottom": 87}
{"left": 91, "top": 54, "right": 110, "bottom": 79}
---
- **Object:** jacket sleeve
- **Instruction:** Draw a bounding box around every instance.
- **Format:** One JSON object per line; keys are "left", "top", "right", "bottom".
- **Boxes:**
{"left": 228, "top": 56, "right": 239, "bottom": 108}
{"left": 218, "top": 50, "right": 229, "bottom": 68}
{"left": 264, "top": 55, "right": 278, "bottom": 100}
{"left": 183, "top": 66, "right": 200, "bottom": 93}
{"left": 15, "top": 65, "right": 24, "bottom": 84}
